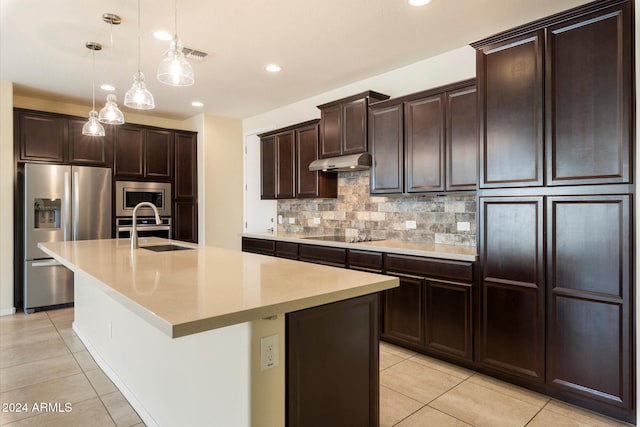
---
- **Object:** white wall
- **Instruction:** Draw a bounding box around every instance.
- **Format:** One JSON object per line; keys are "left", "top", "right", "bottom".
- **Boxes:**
{"left": 0, "top": 81, "right": 14, "bottom": 315}
{"left": 243, "top": 46, "right": 475, "bottom": 134}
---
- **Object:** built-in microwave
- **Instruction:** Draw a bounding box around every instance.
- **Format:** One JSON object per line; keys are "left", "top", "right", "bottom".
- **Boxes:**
{"left": 115, "top": 181, "right": 172, "bottom": 217}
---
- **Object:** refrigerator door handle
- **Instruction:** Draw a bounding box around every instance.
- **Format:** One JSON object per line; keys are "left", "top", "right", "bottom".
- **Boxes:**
{"left": 72, "top": 170, "right": 79, "bottom": 241}
{"left": 31, "top": 260, "right": 64, "bottom": 267}
{"left": 63, "top": 171, "right": 71, "bottom": 241}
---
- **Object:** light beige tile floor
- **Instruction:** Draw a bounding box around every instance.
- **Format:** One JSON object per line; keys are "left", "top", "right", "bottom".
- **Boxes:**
{"left": 0, "top": 308, "right": 143, "bottom": 427}
{"left": 0, "top": 309, "right": 635, "bottom": 427}
{"left": 379, "top": 342, "right": 635, "bottom": 427}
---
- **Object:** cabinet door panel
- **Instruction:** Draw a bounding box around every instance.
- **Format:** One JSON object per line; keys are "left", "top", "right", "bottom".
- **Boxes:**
{"left": 382, "top": 276, "right": 425, "bottom": 348}
{"left": 114, "top": 126, "right": 144, "bottom": 177}
{"left": 343, "top": 98, "right": 368, "bottom": 154}
{"left": 275, "top": 131, "right": 295, "bottom": 198}
{"left": 370, "top": 104, "right": 403, "bottom": 194}
{"left": 173, "top": 201, "right": 197, "bottom": 243}
{"left": 478, "top": 32, "right": 544, "bottom": 188}
{"left": 68, "top": 119, "right": 111, "bottom": 166}
{"left": 426, "top": 279, "right": 472, "bottom": 361}
{"left": 479, "top": 197, "right": 544, "bottom": 382}
{"left": 405, "top": 95, "right": 445, "bottom": 192}
{"left": 260, "top": 136, "right": 276, "bottom": 199}
{"left": 174, "top": 132, "right": 197, "bottom": 200}
{"left": 296, "top": 123, "right": 320, "bottom": 198}
{"left": 546, "top": 4, "right": 631, "bottom": 185}
{"left": 319, "top": 105, "right": 342, "bottom": 158}
{"left": 145, "top": 129, "right": 172, "bottom": 178}
{"left": 18, "top": 111, "right": 66, "bottom": 162}
{"left": 547, "top": 195, "right": 631, "bottom": 410}
{"left": 446, "top": 85, "right": 478, "bottom": 191}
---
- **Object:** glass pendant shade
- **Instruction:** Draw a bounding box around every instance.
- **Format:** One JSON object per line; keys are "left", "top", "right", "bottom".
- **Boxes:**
{"left": 157, "top": 38, "right": 194, "bottom": 86}
{"left": 82, "top": 110, "right": 106, "bottom": 136}
{"left": 98, "top": 94, "right": 125, "bottom": 124}
{"left": 124, "top": 71, "right": 155, "bottom": 109}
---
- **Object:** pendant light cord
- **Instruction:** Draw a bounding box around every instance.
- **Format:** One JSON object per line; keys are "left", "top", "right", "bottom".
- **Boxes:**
{"left": 137, "top": 0, "right": 141, "bottom": 71}
{"left": 174, "top": 0, "right": 178, "bottom": 39}
{"left": 91, "top": 49, "right": 96, "bottom": 111}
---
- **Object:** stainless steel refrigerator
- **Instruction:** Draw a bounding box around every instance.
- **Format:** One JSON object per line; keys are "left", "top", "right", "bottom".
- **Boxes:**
{"left": 23, "top": 163, "right": 111, "bottom": 312}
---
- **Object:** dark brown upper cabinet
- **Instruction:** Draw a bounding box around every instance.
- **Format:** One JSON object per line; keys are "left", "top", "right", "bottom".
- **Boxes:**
{"left": 405, "top": 94, "right": 445, "bottom": 193}
{"left": 317, "top": 91, "right": 389, "bottom": 159}
{"left": 474, "top": 31, "right": 544, "bottom": 188}
{"left": 369, "top": 80, "right": 477, "bottom": 195}
{"left": 15, "top": 110, "right": 66, "bottom": 163}
{"left": 545, "top": 2, "right": 631, "bottom": 186}
{"left": 446, "top": 85, "right": 478, "bottom": 191}
{"left": 369, "top": 102, "right": 403, "bottom": 194}
{"left": 472, "top": 0, "right": 632, "bottom": 188}
{"left": 295, "top": 121, "right": 337, "bottom": 198}
{"left": 15, "top": 109, "right": 113, "bottom": 167}
{"left": 68, "top": 118, "right": 113, "bottom": 166}
{"left": 114, "top": 125, "right": 173, "bottom": 180}
{"left": 260, "top": 120, "right": 337, "bottom": 200}
{"left": 173, "top": 131, "right": 198, "bottom": 243}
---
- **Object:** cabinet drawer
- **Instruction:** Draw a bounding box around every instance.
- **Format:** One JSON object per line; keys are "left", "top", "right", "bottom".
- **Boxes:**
{"left": 241, "top": 238, "right": 275, "bottom": 256}
{"left": 348, "top": 250, "right": 383, "bottom": 272}
{"left": 384, "top": 254, "right": 473, "bottom": 282}
{"left": 299, "top": 244, "right": 347, "bottom": 267}
{"left": 276, "top": 241, "right": 298, "bottom": 259}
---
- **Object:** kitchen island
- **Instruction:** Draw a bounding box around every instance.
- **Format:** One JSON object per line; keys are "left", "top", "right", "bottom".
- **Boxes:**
{"left": 39, "top": 238, "right": 398, "bottom": 427}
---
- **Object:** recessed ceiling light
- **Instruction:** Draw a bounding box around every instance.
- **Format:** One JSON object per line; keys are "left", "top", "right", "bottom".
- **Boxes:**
{"left": 153, "top": 30, "right": 173, "bottom": 41}
{"left": 100, "top": 84, "right": 115, "bottom": 91}
{"left": 409, "top": 0, "right": 431, "bottom": 5}
{"left": 192, "top": 101, "right": 204, "bottom": 107}
{"left": 265, "top": 64, "right": 282, "bottom": 73}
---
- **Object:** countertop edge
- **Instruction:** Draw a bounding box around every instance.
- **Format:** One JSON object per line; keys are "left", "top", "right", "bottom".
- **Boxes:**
{"left": 242, "top": 233, "right": 478, "bottom": 262}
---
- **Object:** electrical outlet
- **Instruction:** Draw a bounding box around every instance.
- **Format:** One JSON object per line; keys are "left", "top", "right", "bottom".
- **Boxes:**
{"left": 288, "top": 217, "right": 295, "bottom": 224}
{"left": 405, "top": 220, "right": 417, "bottom": 230}
{"left": 457, "top": 221, "right": 471, "bottom": 231}
{"left": 278, "top": 215, "right": 283, "bottom": 225}
{"left": 260, "top": 334, "right": 279, "bottom": 371}
{"left": 313, "top": 217, "right": 321, "bottom": 225}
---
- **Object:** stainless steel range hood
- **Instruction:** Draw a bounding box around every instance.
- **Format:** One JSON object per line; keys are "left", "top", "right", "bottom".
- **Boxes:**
{"left": 308, "top": 153, "right": 371, "bottom": 172}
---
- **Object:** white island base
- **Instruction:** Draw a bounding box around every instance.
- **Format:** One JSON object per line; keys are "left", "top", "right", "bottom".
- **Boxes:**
{"left": 73, "top": 269, "right": 285, "bottom": 427}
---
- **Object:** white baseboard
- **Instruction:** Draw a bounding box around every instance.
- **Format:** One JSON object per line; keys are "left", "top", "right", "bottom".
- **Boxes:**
{"left": 72, "top": 322, "right": 159, "bottom": 427}
{"left": 0, "top": 307, "right": 17, "bottom": 316}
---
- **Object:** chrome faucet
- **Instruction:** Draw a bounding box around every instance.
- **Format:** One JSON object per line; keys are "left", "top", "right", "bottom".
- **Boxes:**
{"left": 131, "top": 202, "right": 161, "bottom": 250}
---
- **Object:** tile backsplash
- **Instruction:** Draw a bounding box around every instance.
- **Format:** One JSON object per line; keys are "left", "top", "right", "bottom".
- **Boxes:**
{"left": 277, "top": 171, "right": 477, "bottom": 247}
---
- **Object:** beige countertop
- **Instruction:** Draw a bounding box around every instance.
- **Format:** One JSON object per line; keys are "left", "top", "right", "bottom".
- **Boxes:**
{"left": 39, "top": 238, "right": 398, "bottom": 338}
{"left": 243, "top": 232, "right": 478, "bottom": 262}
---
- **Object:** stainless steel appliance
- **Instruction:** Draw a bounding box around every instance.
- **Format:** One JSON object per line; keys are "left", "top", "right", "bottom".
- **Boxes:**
{"left": 23, "top": 163, "right": 112, "bottom": 312}
{"left": 115, "top": 181, "right": 171, "bottom": 217}
{"left": 116, "top": 217, "right": 172, "bottom": 240}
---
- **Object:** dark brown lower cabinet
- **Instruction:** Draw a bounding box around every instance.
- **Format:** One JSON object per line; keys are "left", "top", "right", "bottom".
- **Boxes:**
{"left": 381, "top": 275, "right": 425, "bottom": 349}
{"left": 275, "top": 241, "right": 298, "bottom": 259}
{"left": 479, "top": 193, "right": 634, "bottom": 422}
{"left": 173, "top": 202, "right": 198, "bottom": 243}
{"left": 241, "top": 237, "right": 275, "bottom": 256}
{"left": 546, "top": 195, "right": 632, "bottom": 419}
{"left": 479, "top": 197, "right": 545, "bottom": 383}
{"left": 287, "top": 293, "right": 379, "bottom": 427}
{"left": 382, "top": 254, "right": 474, "bottom": 364}
{"left": 426, "top": 279, "right": 472, "bottom": 361}
{"left": 298, "top": 244, "right": 347, "bottom": 267}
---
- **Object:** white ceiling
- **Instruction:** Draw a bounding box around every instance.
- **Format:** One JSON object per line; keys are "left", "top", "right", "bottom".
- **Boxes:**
{"left": 1, "top": 0, "right": 591, "bottom": 120}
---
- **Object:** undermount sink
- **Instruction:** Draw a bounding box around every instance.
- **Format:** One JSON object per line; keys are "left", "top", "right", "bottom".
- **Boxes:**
{"left": 141, "top": 244, "right": 195, "bottom": 252}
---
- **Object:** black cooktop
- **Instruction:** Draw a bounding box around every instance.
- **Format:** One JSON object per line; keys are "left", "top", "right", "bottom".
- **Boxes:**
{"left": 302, "top": 236, "right": 384, "bottom": 244}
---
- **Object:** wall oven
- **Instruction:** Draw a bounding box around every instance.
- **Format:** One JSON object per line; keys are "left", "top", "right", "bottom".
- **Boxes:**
{"left": 115, "top": 181, "right": 172, "bottom": 217}
{"left": 116, "top": 217, "right": 172, "bottom": 240}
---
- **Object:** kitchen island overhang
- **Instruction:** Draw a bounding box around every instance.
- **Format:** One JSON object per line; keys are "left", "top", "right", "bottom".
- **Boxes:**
{"left": 38, "top": 238, "right": 398, "bottom": 427}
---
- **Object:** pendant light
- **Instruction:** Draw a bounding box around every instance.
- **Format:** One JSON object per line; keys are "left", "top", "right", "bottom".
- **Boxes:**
{"left": 98, "top": 13, "right": 125, "bottom": 124}
{"left": 125, "top": 0, "right": 155, "bottom": 109}
{"left": 82, "top": 42, "right": 106, "bottom": 137}
{"left": 157, "top": 0, "right": 194, "bottom": 86}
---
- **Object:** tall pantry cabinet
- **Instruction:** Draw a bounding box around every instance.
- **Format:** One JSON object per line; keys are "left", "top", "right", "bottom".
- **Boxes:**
{"left": 472, "top": 0, "right": 634, "bottom": 422}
